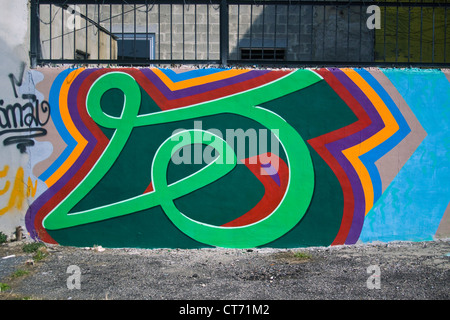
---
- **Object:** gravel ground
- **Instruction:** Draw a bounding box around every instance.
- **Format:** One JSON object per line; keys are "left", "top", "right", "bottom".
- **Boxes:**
{"left": 0, "top": 239, "right": 449, "bottom": 302}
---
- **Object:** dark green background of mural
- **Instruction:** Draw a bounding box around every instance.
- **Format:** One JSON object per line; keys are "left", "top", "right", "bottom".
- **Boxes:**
{"left": 47, "top": 79, "right": 357, "bottom": 248}
{"left": 261, "top": 80, "right": 357, "bottom": 247}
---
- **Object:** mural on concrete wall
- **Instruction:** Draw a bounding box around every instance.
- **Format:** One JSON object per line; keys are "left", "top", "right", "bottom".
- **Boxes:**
{"left": 1, "top": 66, "right": 448, "bottom": 248}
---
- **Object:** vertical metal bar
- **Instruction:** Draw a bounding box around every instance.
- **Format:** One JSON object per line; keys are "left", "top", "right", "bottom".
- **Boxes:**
{"left": 62, "top": 4, "right": 64, "bottom": 60}
{"left": 195, "top": 4, "right": 197, "bottom": 60}
{"left": 237, "top": 4, "right": 240, "bottom": 58}
{"left": 347, "top": 4, "right": 350, "bottom": 61}
{"left": 249, "top": 4, "right": 253, "bottom": 59}
{"left": 310, "top": 4, "right": 313, "bottom": 60}
{"left": 158, "top": 3, "right": 161, "bottom": 60}
{"left": 335, "top": 5, "right": 338, "bottom": 59}
{"left": 146, "top": 3, "right": 149, "bottom": 60}
{"left": 323, "top": 4, "right": 326, "bottom": 60}
{"left": 183, "top": 3, "right": 185, "bottom": 60}
{"left": 286, "top": 3, "right": 290, "bottom": 61}
{"left": 298, "top": 3, "right": 301, "bottom": 62}
{"left": 359, "top": 4, "right": 362, "bottom": 61}
{"left": 220, "top": 0, "right": 228, "bottom": 65}
{"left": 408, "top": 5, "right": 411, "bottom": 63}
{"left": 134, "top": 4, "right": 137, "bottom": 60}
{"left": 432, "top": 2, "right": 435, "bottom": 63}
{"left": 170, "top": 3, "right": 173, "bottom": 60}
{"left": 274, "top": 4, "right": 278, "bottom": 60}
{"left": 122, "top": 4, "right": 124, "bottom": 60}
{"left": 49, "top": 5, "right": 52, "bottom": 60}
{"left": 98, "top": 3, "right": 100, "bottom": 60}
{"left": 110, "top": 4, "right": 113, "bottom": 60}
{"left": 86, "top": 4, "right": 88, "bottom": 60}
{"left": 262, "top": 4, "right": 265, "bottom": 58}
{"left": 395, "top": 3, "right": 399, "bottom": 62}
{"left": 74, "top": 5, "right": 76, "bottom": 60}
{"left": 30, "top": 0, "right": 39, "bottom": 67}
{"left": 207, "top": 3, "right": 210, "bottom": 60}
{"left": 383, "top": 5, "right": 386, "bottom": 62}
{"left": 445, "top": 7, "right": 447, "bottom": 63}
{"left": 420, "top": 3, "right": 423, "bottom": 62}
{"left": 37, "top": 2, "right": 41, "bottom": 63}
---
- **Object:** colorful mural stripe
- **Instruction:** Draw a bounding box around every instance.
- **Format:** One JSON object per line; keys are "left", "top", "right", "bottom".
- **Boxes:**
{"left": 361, "top": 69, "right": 450, "bottom": 242}
{"left": 19, "top": 67, "right": 449, "bottom": 249}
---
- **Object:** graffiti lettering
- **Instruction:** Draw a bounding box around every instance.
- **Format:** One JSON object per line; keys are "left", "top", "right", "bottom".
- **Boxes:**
{"left": 1, "top": 64, "right": 51, "bottom": 153}
{"left": 8, "top": 62, "right": 26, "bottom": 99}
{"left": 0, "top": 94, "right": 50, "bottom": 153}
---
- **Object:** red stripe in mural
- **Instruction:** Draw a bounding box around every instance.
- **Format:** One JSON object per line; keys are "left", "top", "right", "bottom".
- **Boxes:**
{"left": 34, "top": 69, "right": 111, "bottom": 243}
{"left": 126, "top": 69, "right": 292, "bottom": 110}
{"left": 308, "top": 68, "right": 371, "bottom": 245}
{"left": 222, "top": 153, "right": 289, "bottom": 227}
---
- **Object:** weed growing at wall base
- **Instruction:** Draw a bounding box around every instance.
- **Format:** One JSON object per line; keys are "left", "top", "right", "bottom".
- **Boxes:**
{"left": 12, "top": 269, "right": 29, "bottom": 278}
{"left": 22, "top": 242, "right": 45, "bottom": 253}
{"left": 0, "top": 283, "right": 11, "bottom": 292}
{"left": 0, "top": 232, "right": 7, "bottom": 244}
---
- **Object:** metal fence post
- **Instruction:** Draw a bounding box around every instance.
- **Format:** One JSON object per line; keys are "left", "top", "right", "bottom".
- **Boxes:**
{"left": 30, "top": 0, "right": 39, "bottom": 68}
{"left": 220, "top": 0, "right": 228, "bottom": 66}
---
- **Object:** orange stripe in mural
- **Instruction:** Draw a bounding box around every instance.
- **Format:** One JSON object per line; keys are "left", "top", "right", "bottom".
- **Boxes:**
{"left": 341, "top": 69, "right": 400, "bottom": 215}
{"left": 45, "top": 68, "right": 88, "bottom": 188}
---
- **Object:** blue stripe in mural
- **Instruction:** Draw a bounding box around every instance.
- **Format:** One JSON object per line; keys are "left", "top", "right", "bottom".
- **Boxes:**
{"left": 355, "top": 68, "right": 411, "bottom": 203}
{"left": 38, "top": 69, "right": 77, "bottom": 182}
{"left": 360, "top": 69, "right": 450, "bottom": 242}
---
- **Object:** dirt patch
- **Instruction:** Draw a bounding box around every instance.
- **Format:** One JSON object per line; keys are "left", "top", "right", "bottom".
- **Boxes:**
{"left": 0, "top": 239, "right": 449, "bottom": 300}
{"left": 270, "top": 250, "right": 314, "bottom": 264}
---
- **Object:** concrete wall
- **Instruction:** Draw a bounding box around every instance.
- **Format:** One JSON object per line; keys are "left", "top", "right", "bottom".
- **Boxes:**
{"left": 0, "top": 1, "right": 448, "bottom": 248}
{"left": 0, "top": 65, "right": 447, "bottom": 248}
{"left": 228, "top": 4, "right": 373, "bottom": 62}
{"left": 0, "top": 0, "right": 38, "bottom": 239}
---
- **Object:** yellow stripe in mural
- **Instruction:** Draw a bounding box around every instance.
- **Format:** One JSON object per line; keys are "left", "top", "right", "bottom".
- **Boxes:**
{"left": 341, "top": 68, "right": 400, "bottom": 215}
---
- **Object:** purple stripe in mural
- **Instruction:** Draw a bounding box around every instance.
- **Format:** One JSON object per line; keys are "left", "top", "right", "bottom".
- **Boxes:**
{"left": 140, "top": 69, "right": 271, "bottom": 100}
{"left": 25, "top": 69, "right": 100, "bottom": 240}
{"left": 326, "top": 68, "right": 384, "bottom": 244}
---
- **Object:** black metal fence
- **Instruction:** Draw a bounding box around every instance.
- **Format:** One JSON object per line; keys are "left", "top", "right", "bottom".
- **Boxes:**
{"left": 30, "top": 0, "right": 450, "bottom": 68}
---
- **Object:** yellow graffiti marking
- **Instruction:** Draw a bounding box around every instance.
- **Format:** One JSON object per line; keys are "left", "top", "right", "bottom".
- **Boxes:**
{"left": 27, "top": 177, "right": 37, "bottom": 198}
{"left": 0, "top": 166, "right": 37, "bottom": 216}
{"left": 0, "top": 165, "right": 10, "bottom": 196}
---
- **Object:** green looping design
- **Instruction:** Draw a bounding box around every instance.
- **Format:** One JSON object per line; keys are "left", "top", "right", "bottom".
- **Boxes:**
{"left": 43, "top": 70, "right": 319, "bottom": 248}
